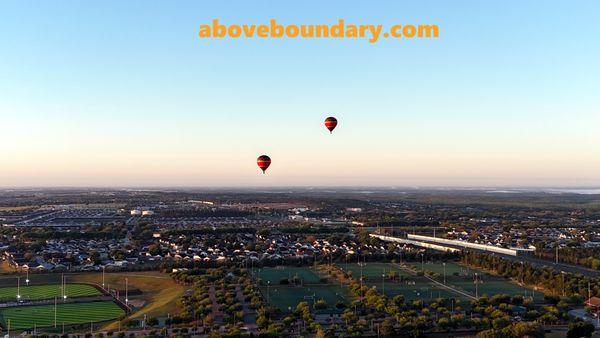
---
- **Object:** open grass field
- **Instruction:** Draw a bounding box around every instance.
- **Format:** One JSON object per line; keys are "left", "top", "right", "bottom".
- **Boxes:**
{"left": 261, "top": 284, "right": 348, "bottom": 314}
{"left": 0, "top": 301, "right": 124, "bottom": 330}
{"left": 372, "top": 281, "right": 461, "bottom": 301}
{"left": 0, "top": 284, "right": 100, "bottom": 302}
{"left": 335, "top": 262, "right": 466, "bottom": 301}
{"left": 0, "top": 271, "right": 185, "bottom": 329}
{"left": 335, "top": 262, "right": 413, "bottom": 280}
{"left": 70, "top": 272, "right": 185, "bottom": 322}
{"left": 251, "top": 266, "right": 322, "bottom": 285}
{"left": 410, "top": 262, "right": 543, "bottom": 300}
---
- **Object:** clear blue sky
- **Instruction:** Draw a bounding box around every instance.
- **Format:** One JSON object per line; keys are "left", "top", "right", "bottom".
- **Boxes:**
{"left": 1, "top": 1, "right": 599, "bottom": 187}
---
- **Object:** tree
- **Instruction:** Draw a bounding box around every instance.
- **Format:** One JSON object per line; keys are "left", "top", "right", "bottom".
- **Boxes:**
{"left": 475, "top": 329, "right": 500, "bottom": 338}
{"left": 509, "top": 322, "right": 545, "bottom": 338}
{"left": 380, "top": 319, "right": 394, "bottom": 337}
{"left": 89, "top": 251, "right": 101, "bottom": 264}
{"left": 148, "top": 243, "right": 161, "bottom": 256}
{"left": 204, "top": 313, "right": 214, "bottom": 327}
{"left": 567, "top": 320, "right": 595, "bottom": 338}
{"left": 256, "top": 314, "right": 268, "bottom": 329}
{"left": 146, "top": 317, "right": 159, "bottom": 327}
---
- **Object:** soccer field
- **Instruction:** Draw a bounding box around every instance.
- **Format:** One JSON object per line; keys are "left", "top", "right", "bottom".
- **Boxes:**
{"left": 252, "top": 266, "right": 322, "bottom": 285}
{"left": 372, "top": 281, "right": 462, "bottom": 301}
{"left": 0, "top": 301, "right": 124, "bottom": 329}
{"left": 261, "top": 284, "right": 348, "bottom": 314}
{"left": 337, "top": 262, "right": 473, "bottom": 301}
{"left": 414, "top": 262, "right": 543, "bottom": 300}
{"left": 336, "top": 262, "right": 413, "bottom": 280}
{"left": 0, "top": 284, "right": 101, "bottom": 302}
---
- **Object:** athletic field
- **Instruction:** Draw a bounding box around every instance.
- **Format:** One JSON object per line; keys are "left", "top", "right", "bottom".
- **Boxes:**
{"left": 336, "top": 262, "right": 413, "bottom": 280}
{"left": 261, "top": 284, "right": 348, "bottom": 313}
{"left": 412, "top": 262, "right": 543, "bottom": 300}
{"left": 0, "top": 301, "right": 124, "bottom": 329}
{"left": 337, "top": 262, "right": 469, "bottom": 301}
{"left": 251, "top": 266, "right": 322, "bottom": 285}
{"left": 0, "top": 284, "right": 101, "bottom": 302}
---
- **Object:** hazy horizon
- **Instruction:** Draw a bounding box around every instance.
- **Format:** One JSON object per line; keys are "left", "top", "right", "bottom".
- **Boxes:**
{"left": 4, "top": 185, "right": 600, "bottom": 192}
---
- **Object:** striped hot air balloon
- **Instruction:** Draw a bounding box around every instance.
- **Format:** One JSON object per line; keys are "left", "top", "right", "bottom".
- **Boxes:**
{"left": 324, "top": 116, "right": 338, "bottom": 134}
{"left": 257, "top": 155, "right": 271, "bottom": 174}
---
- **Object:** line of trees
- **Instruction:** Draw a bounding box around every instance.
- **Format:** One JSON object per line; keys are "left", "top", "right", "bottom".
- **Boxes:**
{"left": 461, "top": 251, "right": 600, "bottom": 301}
{"left": 538, "top": 247, "right": 600, "bottom": 270}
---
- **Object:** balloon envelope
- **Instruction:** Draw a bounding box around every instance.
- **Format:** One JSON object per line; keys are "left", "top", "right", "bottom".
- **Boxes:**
{"left": 257, "top": 155, "right": 271, "bottom": 173}
{"left": 324, "top": 117, "right": 338, "bottom": 133}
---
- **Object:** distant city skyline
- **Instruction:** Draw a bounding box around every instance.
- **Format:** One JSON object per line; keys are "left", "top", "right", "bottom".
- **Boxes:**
{"left": 1, "top": 1, "right": 599, "bottom": 187}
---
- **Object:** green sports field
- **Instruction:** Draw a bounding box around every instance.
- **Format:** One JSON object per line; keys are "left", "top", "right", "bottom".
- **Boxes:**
{"left": 261, "top": 284, "right": 348, "bottom": 314}
{"left": 251, "top": 266, "right": 322, "bottom": 285}
{"left": 411, "top": 262, "right": 543, "bottom": 300}
{"left": 336, "top": 262, "right": 413, "bottom": 280}
{"left": 335, "top": 262, "right": 466, "bottom": 300}
{"left": 0, "top": 301, "right": 124, "bottom": 329}
{"left": 0, "top": 284, "right": 101, "bottom": 302}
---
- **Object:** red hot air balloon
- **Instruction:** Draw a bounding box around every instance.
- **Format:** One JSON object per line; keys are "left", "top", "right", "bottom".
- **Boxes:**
{"left": 257, "top": 155, "right": 271, "bottom": 174}
{"left": 324, "top": 116, "right": 338, "bottom": 134}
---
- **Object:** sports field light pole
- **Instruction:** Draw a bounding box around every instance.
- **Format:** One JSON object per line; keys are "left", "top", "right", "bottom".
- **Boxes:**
{"left": 520, "top": 261, "right": 525, "bottom": 285}
{"left": 26, "top": 269, "right": 30, "bottom": 286}
{"left": 474, "top": 273, "right": 479, "bottom": 299}
{"left": 63, "top": 275, "right": 68, "bottom": 302}
{"left": 16, "top": 277, "right": 21, "bottom": 301}
{"left": 381, "top": 270, "right": 385, "bottom": 295}
{"left": 345, "top": 255, "right": 348, "bottom": 272}
{"left": 125, "top": 277, "right": 129, "bottom": 306}
{"left": 102, "top": 266, "right": 106, "bottom": 290}
{"left": 359, "top": 255, "right": 364, "bottom": 295}
{"left": 54, "top": 296, "right": 57, "bottom": 328}
{"left": 443, "top": 263, "right": 446, "bottom": 285}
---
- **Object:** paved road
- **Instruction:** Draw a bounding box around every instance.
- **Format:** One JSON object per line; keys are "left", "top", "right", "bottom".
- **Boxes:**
{"left": 234, "top": 284, "right": 258, "bottom": 334}
{"left": 208, "top": 285, "right": 223, "bottom": 324}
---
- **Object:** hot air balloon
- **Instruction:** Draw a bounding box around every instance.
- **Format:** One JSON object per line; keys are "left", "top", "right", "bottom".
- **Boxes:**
{"left": 257, "top": 155, "right": 271, "bottom": 174}
{"left": 324, "top": 116, "right": 338, "bottom": 134}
